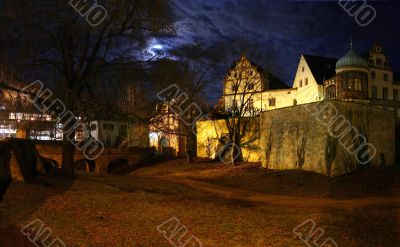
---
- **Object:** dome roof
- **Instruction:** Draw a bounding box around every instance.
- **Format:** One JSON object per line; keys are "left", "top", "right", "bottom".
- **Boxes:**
{"left": 336, "top": 49, "right": 368, "bottom": 69}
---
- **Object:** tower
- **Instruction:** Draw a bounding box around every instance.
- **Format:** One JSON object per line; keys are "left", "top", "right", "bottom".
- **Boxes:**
{"left": 334, "top": 42, "right": 369, "bottom": 100}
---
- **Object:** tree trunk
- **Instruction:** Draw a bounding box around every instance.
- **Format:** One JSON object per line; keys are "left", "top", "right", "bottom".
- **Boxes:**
{"left": 230, "top": 131, "right": 237, "bottom": 166}
{"left": 60, "top": 99, "right": 77, "bottom": 178}
{"left": 185, "top": 132, "right": 196, "bottom": 164}
{"left": 230, "top": 130, "right": 243, "bottom": 166}
{"left": 61, "top": 135, "right": 75, "bottom": 178}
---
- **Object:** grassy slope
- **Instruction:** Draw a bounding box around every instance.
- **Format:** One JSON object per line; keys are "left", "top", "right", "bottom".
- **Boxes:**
{"left": 133, "top": 160, "right": 400, "bottom": 199}
{"left": 0, "top": 160, "right": 399, "bottom": 246}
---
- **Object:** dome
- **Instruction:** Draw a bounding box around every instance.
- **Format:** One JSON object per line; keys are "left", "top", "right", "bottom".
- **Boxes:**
{"left": 336, "top": 49, "right": 368, "bottom": 69}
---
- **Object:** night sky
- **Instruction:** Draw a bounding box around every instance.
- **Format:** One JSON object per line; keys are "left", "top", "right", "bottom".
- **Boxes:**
{"left": 145, "top": 0, "right": 400, "bottom": 102}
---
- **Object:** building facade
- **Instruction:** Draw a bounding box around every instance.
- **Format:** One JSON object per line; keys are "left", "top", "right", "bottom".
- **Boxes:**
{"left": 221, "top": 43, "right": 400, "bottom": 123}
{"left": 322, "top": 43, "right": 400, "bottom": 121}
{"left": 198, "top": 41, "right": 399, "bottom": 175}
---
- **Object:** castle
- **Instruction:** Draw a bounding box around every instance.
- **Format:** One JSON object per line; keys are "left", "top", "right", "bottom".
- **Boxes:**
{"left": 197, "top": 42, "right": 399, "bottom": 176}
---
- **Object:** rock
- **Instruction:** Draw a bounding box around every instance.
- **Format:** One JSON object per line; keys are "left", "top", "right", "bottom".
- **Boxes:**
{"left": 0, "top": 180, "right": 11, "bottom": 201}
{"left": 9, "top": 139, "right": 37, "bottom": 182}
{"left": 0, "top": 140, "right": 12, "bottom": 201}
{"left": 36, "top": 154, "right": 47, "bottom": 175}
{"left": 10, "top": 151, "right": 24, "bottom": 182}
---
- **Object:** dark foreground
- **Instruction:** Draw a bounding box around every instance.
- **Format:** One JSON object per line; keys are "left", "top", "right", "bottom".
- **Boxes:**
{"left": 1, "top": 160, "right": 399, "bottom": 246}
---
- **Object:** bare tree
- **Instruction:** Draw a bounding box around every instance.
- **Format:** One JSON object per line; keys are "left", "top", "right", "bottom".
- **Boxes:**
{"left": 0, "top": 0, "right": 174, "bottom": 177}
{"left": 210, "top": 40, "right": 280, "bottom": 165}
{"left": 222, "top": 56, "right": 262, "bottom": 165}
{"left": 150, "top": 43, "right": 215, "bottom": 163}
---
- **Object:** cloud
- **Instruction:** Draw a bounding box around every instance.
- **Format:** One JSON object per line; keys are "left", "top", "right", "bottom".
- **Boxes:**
{"left": 160, "top": 0, "right": 400, "bottom": 102}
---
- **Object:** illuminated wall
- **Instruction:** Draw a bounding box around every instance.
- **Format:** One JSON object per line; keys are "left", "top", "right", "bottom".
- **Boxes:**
{"left": 196, "top": 118, "right": 260, "bottom": 162}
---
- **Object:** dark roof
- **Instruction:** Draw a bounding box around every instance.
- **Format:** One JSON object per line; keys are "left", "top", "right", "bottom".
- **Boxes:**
{"left": 303, "top": 55, "right": 338, "bottom": 85}
{"left": 263, "top": 69, "right": 289, "bottom": 89}
{"left": 229, "top": 56, "right": 289, "bottom": 90}
{"left": 246, "top": 59, "right": 288, "bottom": 89}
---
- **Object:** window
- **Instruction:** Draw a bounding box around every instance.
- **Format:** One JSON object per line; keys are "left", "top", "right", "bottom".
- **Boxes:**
{"left": 302, "top": 66, "right": 305, "bottom": 72}
{"left": 231, "top": 84, "right": 238, "bottom": 92}
{"left": 249, "top": 70, "right": 254, "bottom": 76}
{"left": 354, "top": 79, "right": 362, "bottom": 91}
{"left": 384, "top": 73, "right": 388, "bottom": 81}
{"left": 247, "top": 99, "right": 254, "bottom": 109}
{"left": 118, "top": 125, "right": 127, "bottom": 136}
{"left": 305, "top": 78, "right": 308, "bottom": 86}
{"left": 247, "top": 83, "right": 254, "bottom": 90}
{"left": 394, "top": 89, "right": 399, "bottom": 101}
{"left": 299, "top": 80, "right": 303, "bottom": 87}
{"left": 232, "top": 99, "right": 239, "bottom": 109}
{"left": 103, "top": 124, "right": 114, "bottom": 131}
{"left": 268, "top": 98, "right": 276, "bottom": 107}
{"left": 347, "top": 78, "right": 353, "bottom": 90}
{"left": 371, "top": 86, "right": 377, "bottom": 99}
{"left": 369, "top": 59, "right": 374, "bottom": 65}
{"left": 90, "top": 124, "right": 97, "bottom": 131}
{"left": 376, "top": 58, "right": 382, "bottom": 66}
{"left": 326, "top": 86, "right": 336, "bottom": 99}
{"left": 371, "top": 71, "right": 376, "bottom": 79}
{"left": 383, "top": 87, "right": 388, "bottom": 100}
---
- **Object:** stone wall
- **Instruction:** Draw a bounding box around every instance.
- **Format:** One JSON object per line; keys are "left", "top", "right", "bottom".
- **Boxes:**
{"left": 35, "top": 144, "right": 153, "bottom": 174}
{"left": 260, "top": 100, "right": 396, "bottom": 176}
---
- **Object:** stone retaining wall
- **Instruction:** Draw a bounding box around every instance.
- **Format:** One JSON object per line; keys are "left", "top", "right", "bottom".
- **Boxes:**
{"left": 260, "top": 100, "right": 395, "bottom": 176}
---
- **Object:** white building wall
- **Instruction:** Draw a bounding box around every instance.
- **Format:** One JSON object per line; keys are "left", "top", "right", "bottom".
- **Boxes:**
{"left": 292, "top": 55, "right": 324, "bottom": 105}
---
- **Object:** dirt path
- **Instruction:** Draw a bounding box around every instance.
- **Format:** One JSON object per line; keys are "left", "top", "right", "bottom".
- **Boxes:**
{"left": 153, "top": 176, "right": 400, "bottom": 208}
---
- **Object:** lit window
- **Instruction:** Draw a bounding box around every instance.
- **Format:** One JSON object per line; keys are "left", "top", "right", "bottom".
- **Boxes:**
{"left": 232, "top": 99, "right": 239, "bottom": 109}
{"left": 348, "top": 79, "right": 353, "bottom": 89}
{"left": 268, "top": 98, "right": 276, "bottom": 107}
{"left": 247, "top": 99, "right": 254, "bottom": 109}
{"left": 231, "top": 84, "right": 238, "bottom": 92}
{"left": 354, "top": 79, "right": 362, "bottom": 91}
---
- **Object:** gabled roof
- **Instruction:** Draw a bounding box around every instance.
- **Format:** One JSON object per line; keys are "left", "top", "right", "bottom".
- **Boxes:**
{"left": 249, "top": 59, "right": 289, "bottom": 89}
{"left": 263, "top": 69, "right": 289, "bottom": 89}
{"left": 229, "top": 56, "right": 289, "bottom": 90}
{"left": 303, "top": 54, "right": 338, "bottom": 85}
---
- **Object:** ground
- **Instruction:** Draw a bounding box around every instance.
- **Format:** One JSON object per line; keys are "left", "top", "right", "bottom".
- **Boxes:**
{"left": 1, "top": 159, "right": 399, "bottom": 246}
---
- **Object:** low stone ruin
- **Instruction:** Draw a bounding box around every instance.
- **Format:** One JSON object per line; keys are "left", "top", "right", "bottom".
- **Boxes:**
{"left": 0, "top": 139, "right": 53, "bottom": 201}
